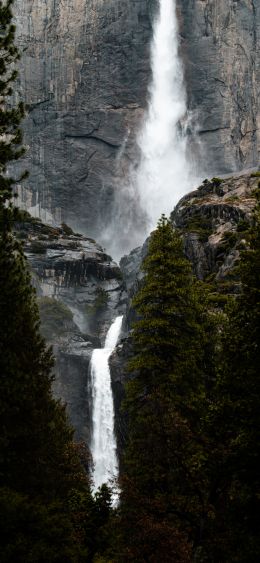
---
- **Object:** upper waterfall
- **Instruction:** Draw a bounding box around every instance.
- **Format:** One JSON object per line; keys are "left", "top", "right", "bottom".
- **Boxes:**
{"left": 101, "top": 0, "right": 194, "bottom": 259}
{"left": 135, "top": 0, "right": 191, "bottom": 230}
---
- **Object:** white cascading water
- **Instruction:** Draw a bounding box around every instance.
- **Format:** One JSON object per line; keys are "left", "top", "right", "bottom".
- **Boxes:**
{"left": 135, "top": 0, "right": 191, "bottom": 230}
{"left": 100, "top": 0, "right": 194, "bottom": 259}
{"left": 90, "top": 316, "right": 123, "bottom": 494}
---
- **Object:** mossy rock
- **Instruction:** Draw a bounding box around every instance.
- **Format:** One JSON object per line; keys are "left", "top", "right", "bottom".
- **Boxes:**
{"left": 252, "top": 182, "right": 260, "bottom": 198}
{"left": 114, "top": 268, "right": 123, "bottom": 280}
{"left": 13, "top": 208, "right": 41, "bottom": 224}
{"left": 85, "top": 289, "right": 110, "bottom": 333}
{"left": 220, "top": 231, "right": 238, "bottom": 251}
{"left": 30, "top": 241, "right": 47, "bottom": 254}
{"left": 85, "top": 288, "right": 109, "bottom": 318}
{"left": 85, "top": 237, "right": 97, "bottom": 244}
{"left": 224, "top": 195, "right": 239, "bottom": 203}
{"left": 237, "top": 219, "right": 250, "bottom": 232}
{"left": 61, "top": 222, "right": 74, "bottom": 236}
{"left": 38, "top": 297, "right": 73, "bottom": 340}
{"left": 183, "top": 215, "right": 212, "bottom": 242}
{"left": 208, "top": 292, "right": 230, "bottom": 306}
{"left": 211, "top": 177, "right": 223, "bottom": 187}
{"left": 40, "top": 225, "right": 60, "bottom": 237}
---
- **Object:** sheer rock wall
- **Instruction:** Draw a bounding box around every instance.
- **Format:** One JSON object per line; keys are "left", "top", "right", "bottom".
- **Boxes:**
{"left": 181, "top": 0, "right": 260, "bottom": 175}
{"left": 14, "top": 0, "right": 152, "bottom": 235}
{"left": 14, "top": 0, "right": 260, "bottom": 236}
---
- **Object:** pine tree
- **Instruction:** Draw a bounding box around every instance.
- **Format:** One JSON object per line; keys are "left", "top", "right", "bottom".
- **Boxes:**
{"left": 0, "top": 4, "right": 112, "bottom": 560}
{"left": 204, "top": 197, "right": 260, "bottom": 561}
{"left": 118, "top": 217, "right": 212, "bottom": 561}
{"left": 0, "top": 231, "right": 78, "bottom": 498}
{"left": 0, "top": 247, "right": 114, "bottom": 559}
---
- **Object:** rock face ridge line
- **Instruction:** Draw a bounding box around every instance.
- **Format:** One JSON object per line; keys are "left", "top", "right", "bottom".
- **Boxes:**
{"left": 64, "top": 134, "right": 122, "bottom": 149}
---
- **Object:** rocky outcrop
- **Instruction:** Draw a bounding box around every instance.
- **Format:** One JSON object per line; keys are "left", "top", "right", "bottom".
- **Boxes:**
{"left": 19, "top": 218, "right": 126, "bottom": 338}
{"left": 16, "top": 216, "right": 126, "bottom": 441}
{"left": 120, "top": 171, "right": 259, "bottom": 294}
{"left": 14, "top": 1, "right": 260, "bottom": 240}
{"left": 119, "top": 240, "right": 149, "bottom": 331}
{"left": 13, "top": 0, "right": 260, "bottom": 451}
{"left": 172, "top": 171, "right": 258, "bottom": 286}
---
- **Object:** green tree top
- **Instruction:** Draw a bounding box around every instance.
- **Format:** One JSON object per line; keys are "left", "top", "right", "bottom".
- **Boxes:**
{"left": 129, "top": 215, "right": 207, "bottom": 408}
{"left": 118, "top": 217, "right": 212, "bottom": 561}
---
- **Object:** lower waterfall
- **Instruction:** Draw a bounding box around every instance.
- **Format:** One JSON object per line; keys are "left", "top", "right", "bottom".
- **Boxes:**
{"left": 90, "top": 316, "right": 123, "bottom": 495}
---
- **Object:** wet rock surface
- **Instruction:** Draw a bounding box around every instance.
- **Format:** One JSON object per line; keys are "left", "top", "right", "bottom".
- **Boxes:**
{"left": 19, "top": 219, "right": 126, "bottom": 338}
{"left": 110, "top": 336, "right": 135, "bottom": 462}
{"left": 119, "top": 171, "right": 259, "bottom": 290}
{"left": 13, "top": 0, "right": 260, "bottom": 454}
{"left": 16, "top": 217, "right": 126, "bottom": 442}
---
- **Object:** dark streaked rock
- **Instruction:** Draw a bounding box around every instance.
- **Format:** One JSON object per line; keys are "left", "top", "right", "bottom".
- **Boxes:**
{"left": 16, "top": 216, "right": 127, "bottom": 442}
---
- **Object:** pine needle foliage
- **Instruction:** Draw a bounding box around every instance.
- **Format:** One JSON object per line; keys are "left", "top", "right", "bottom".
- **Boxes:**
{"left": 128, "top": 215, "right": 207, "bottom": 412}
{"left": 0, "top": 230, "right": 77, "bottom": 499}
{"left": 0, "top": 6, "right": 114, "bottom": 559}
{"left": 204, "top": 198, "right": 260, "bottom": 561}
{"left": 119, "top": 216, "right": 212, "bottom": 561}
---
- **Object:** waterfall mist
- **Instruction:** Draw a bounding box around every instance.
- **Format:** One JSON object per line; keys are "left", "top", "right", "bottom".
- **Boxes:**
{"left": 135, "top": 0, "right": 192, "bottom": 229}
{"left": 100, "top": 0, "right": 197, "bottom": 261}
{"left": 90, "top": 316, "right": 123, "bottom": 498}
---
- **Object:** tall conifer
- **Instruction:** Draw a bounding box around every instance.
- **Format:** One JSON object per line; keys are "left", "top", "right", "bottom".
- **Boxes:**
{"left": 119, "top": 217, "right": 211, "bottom": 561}
{"left": 0, "top": 3, "right": 108, "bottom": 559}
{"left": 205, "top": 198, "right": 260, "bottom": 561}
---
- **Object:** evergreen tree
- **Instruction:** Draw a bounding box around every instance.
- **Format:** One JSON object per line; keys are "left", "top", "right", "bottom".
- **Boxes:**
{"left": 0, "top": 3, "right": 114, "bottom": 560}
{"left": 0, "top": 230, "right": 79, "bottom": 500}
{"left": 204, "top": 198, "right": 260, "bottom": 561}
{"left": 118, "top": 217, "right": 212, "bottom": 562}
{"left": 0, "top": 121, "right": 90, "bottom": 562}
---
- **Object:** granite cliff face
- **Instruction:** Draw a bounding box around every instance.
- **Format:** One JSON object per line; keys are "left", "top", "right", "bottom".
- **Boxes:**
{"left": 180, "top": 0, "right": 260, "bottom": 175}
{"left": 120, "top": 171, "right": 259, "bottom": 315}
{"left": 13, "top": 0, "right": 260, "bottom": 454}
{"left": 14, "top": 0, "right": 260, "bottom": 238}
{"left": 172, "top": 171, "right": 258, "bottom": 284}
{"left": 14, "top": 0, "right": 153, "bottom": 235}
